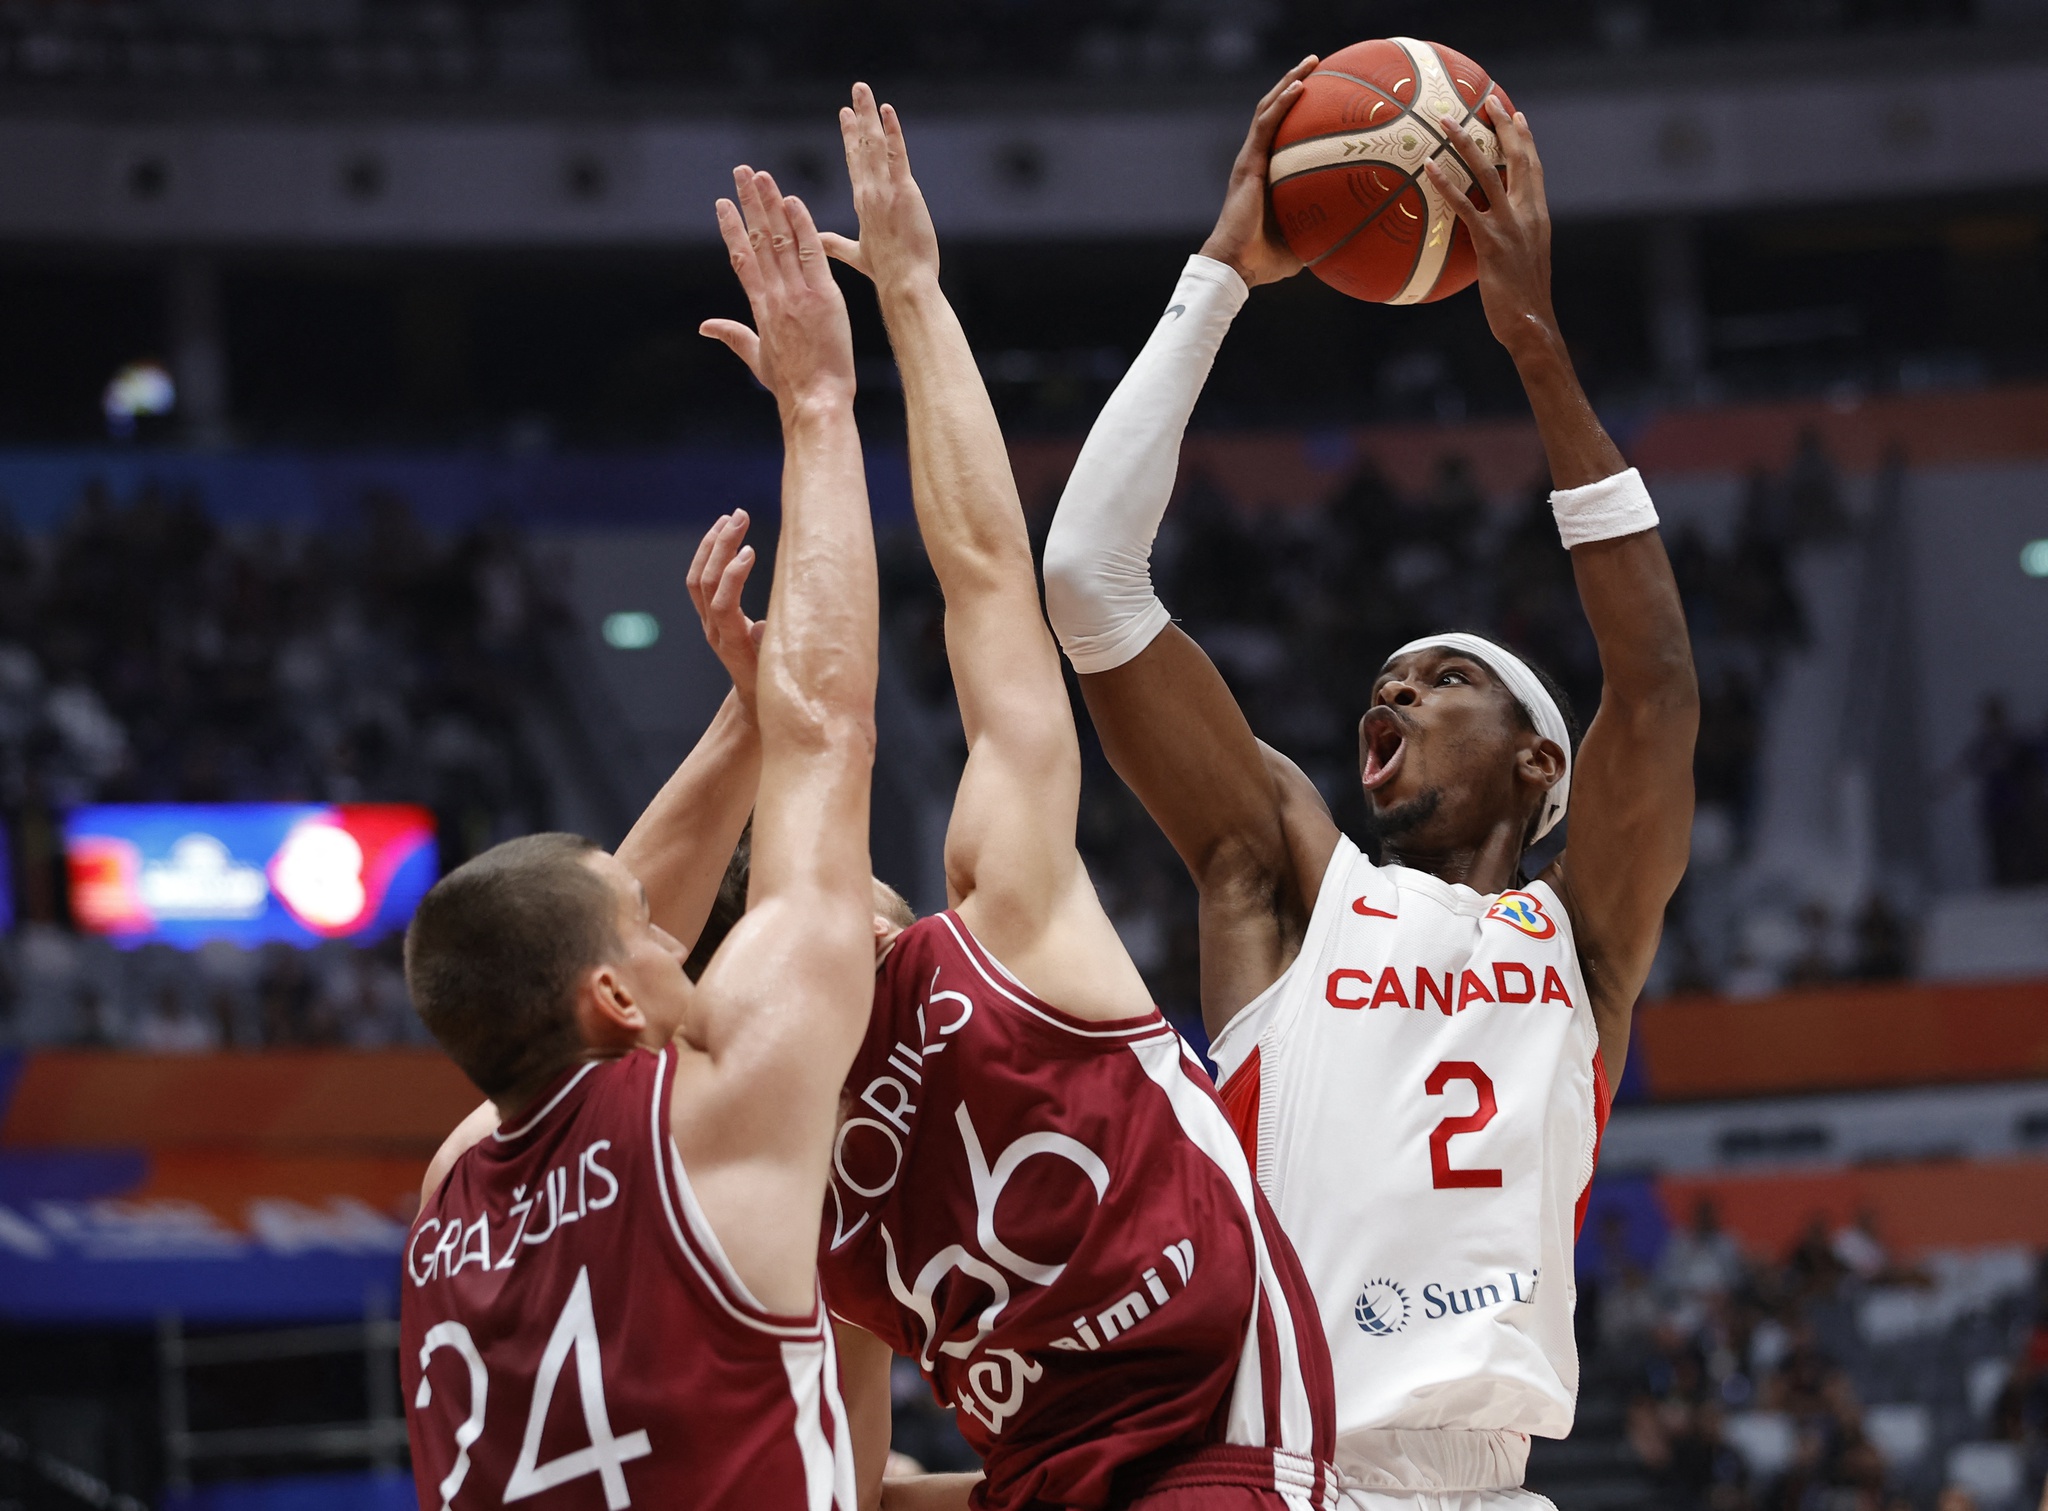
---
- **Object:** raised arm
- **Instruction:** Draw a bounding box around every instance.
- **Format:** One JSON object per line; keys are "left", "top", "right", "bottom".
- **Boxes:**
{"left": 614, "top": 510, "right": 764, "bottom": 951}
{"left": 1041, "top": 61, "right": 1342, "bottom": 1031}
{"left": 824, "top": 86, "right": 1149, "bottom": 1019}
{"left": 666, "top": 166, "right": 880, "bottom": 1315}
{"left": 1429, "top": 101, "right": 1698, "bottom": 1081}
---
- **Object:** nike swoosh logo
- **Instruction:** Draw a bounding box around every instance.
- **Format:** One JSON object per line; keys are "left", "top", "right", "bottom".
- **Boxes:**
{"left": 1165, "top": 304, "right": 1186, "bottom": 320}
{"left": 1352, "top": 899, "right": 1399, "bottom": 919}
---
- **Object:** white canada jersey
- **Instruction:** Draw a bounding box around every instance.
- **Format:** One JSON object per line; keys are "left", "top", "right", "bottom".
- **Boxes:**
{"left": 1210, "top": 835, "right": 1607, "bottom": 1458}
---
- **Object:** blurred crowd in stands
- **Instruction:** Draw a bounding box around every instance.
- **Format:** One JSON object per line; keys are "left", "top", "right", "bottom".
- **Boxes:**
{"left": 0, "top": 477, "right": 557, "bottom": 1051}
{"left": 0, "top": 424, "right": 2035, "bottom": 1052}
{"left": 1580, "top": 1201, "right": 2048, "bottom": 1511}
{"left": 0, "top": 0, "right": 1994, "bottom": 94}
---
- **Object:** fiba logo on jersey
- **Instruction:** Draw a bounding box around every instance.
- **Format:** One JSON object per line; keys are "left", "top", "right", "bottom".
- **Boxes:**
{"left": 1353, "top": 1277, "right": 1409, "bottom": 1336}
{"left": 1484, "top": 890, "right": 1556, "bottom": 939}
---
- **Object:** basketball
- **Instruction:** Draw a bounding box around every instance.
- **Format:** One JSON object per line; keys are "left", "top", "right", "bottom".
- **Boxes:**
{"left": 1268, "top": 37, "right": 1514, "bottom": 305}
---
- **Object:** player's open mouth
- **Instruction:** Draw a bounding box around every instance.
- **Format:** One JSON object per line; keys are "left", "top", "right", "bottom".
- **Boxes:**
{"left": 1360, "top": 709, "right": 1407, "bottom": 791}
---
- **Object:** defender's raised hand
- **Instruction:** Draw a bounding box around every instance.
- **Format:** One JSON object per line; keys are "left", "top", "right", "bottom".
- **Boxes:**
{"left": 1197, "top": 55, "right": 1317, "bottom": 288}
{"left": 823, "top": 83, "right": 941, "bottom": 294}
{"left": 687, "top": 509, "right": 764, "bottom": 707}
{"left": 700, "top": 166, "right": 856, "bottom": 413}
{"left": 1425, "top": 96, "right": 1559, "bottom": 361}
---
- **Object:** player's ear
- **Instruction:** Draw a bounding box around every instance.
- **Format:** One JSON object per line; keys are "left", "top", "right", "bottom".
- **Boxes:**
{"left": 1516, "top": 736, "right": 1566, "bottom": 792}
{"left": 575, "top": 964, "right": 645, "bottom": 1042}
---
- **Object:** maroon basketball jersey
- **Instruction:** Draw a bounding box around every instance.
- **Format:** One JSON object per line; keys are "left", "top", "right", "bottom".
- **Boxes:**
{"left": 821, "top": 912, "right": 1335, "bottom": 1511}
{"left": 402, "top": 1049, "right": 855, "bottom": 1511}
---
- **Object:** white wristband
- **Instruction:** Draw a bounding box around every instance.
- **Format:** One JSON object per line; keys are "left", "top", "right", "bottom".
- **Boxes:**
{"left": 1550, "top": 467, "right": 1660, "bottom": 550}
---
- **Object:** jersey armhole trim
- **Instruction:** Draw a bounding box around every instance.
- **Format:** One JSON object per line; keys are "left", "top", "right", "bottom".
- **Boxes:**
{"left": 936, "top": 911, "right": 1166, "bottom": 1039}
{"left": 648, "top": 1048, "right": 827, "bottom": 1341}
{"left": 1211, "top": 833, "right": 1361, "bottom": 1072}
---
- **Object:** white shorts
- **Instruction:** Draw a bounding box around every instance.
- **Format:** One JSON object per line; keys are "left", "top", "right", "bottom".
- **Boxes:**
{"left": 1336, "top": 1429, "right": 1555, "bottom": 1511}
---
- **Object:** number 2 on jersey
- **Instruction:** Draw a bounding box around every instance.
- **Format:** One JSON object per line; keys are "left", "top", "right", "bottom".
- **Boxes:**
{"left": 1425, "top": 1061, "right": 1502, "bottom": 1189}
{"left": 416, "top": 1266, "right": 651, "bottom": 1510}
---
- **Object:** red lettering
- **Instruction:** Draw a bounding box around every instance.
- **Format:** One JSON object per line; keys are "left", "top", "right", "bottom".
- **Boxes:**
{"left": 1541, "top": 966, "right": 1574, "bottom": 1007}
{"left": 1326, "top": 968, "right": 1373, "bottom": 1010}
{"left": 1425, "top": 1061, "right": 1504, "bottom": 1189}
{"left": 1457, "top": 969, "right": 1496, "bottom": 1012}
{"left": 1370, "top": 967, "right": 1411, "bottom": 1011}
{"left": 1414, "top": 967, "right": 1454, "bottom": 1016}
{"left": 1493, "top": 962, "right": 1535, "bottom": 1003}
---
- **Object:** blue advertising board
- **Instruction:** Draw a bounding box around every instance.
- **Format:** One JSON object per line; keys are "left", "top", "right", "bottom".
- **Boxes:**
{"left": 63, "top": 804, "right": 436, "bottom": 950}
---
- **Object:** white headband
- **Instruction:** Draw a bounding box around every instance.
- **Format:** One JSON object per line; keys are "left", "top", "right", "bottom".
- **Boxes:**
{"left": 1387, "top": 632, "right": 1572, "bottom": 844}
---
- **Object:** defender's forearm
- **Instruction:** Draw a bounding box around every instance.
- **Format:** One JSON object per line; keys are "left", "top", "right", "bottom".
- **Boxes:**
{"left": 875, "top": 275, "right": 1027, "bottom": 583}
{"left": 880, "top": 1475, "right": 983, "bottom": 1511}
{"left": 616, "top": 689, "right": 761, "bottom": 949}
{"left": 759, "top": 401, "right": 878, "bottom": 735}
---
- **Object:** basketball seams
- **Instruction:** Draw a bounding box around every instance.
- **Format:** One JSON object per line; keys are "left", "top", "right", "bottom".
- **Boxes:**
{"left": 1390, "top": 39, "right": 1464, "bottom": 304}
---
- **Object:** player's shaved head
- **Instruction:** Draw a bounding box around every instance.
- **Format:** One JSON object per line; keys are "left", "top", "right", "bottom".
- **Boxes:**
{"left": 406, "top": 832, "right": 621, "bottom": 1098}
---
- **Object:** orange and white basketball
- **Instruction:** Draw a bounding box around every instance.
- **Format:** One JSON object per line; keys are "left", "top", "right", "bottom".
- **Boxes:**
{"left": 1268, "top": 37, "right": 1513, "bottom": 305}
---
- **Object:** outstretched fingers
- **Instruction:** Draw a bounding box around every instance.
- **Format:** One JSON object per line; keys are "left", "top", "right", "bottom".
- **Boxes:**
{"left": 736, "top": 166, "right": 798, "bottom": 293}
{"left": 691, "top": 512, "right": 744, "bottom": 616}
{"left": 780, "top": 192, "right": 835, "bottom": 294}
{"left": 1255, "top": 54, "right": 1318, "bottom": 119}
{"left": 686, "top": 513, "right": 727, "bottom": 614}
{"left": 841, "top": 84, "right": 889, "bottom": 195}
{"left": 877, "top": 101, "right": 913, "bottom": 180}
{"left": 1235, "top": 55, "right": 1315, "bottom": 162}
{"left": 1431, "top": 111, "right": 1497, "bottom": 218}
{"left": 1484, "top": 94, "right": 1544, "bottom": 205}
{"left": 699, "top": 317, "right": 764, "bottom": 380}
{"left": 819, "top": 231, "right": 870, "bottom": 278}
{"left": 708, "top": 534, "right": 756, "bottom": 623}
{"left": 713, "top": 195, "right": 766, "bottom": 303}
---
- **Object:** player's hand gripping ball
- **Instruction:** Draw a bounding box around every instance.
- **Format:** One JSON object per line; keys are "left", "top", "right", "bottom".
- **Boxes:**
{"left": 1268, "top": 38, "right": 1513, "bottom": 305}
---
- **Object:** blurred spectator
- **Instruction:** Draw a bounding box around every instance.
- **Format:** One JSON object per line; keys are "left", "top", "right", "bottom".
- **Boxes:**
{"left": 133, "top": 984, "right": 219, "bottom": 1053}
{"left": 1788, "top": 1214, "right": 1851, "bottom": 1299}
{"left": 1956, "top": 697, "right": 2048, "bottom": 888}
{"left": 1851, "top": 894, "right": 1915, "bottom": 981}
{"left": 1663, "top": 1198, "right": 1748, "bottom": 1300}
{"left": 1786, "top": 900, "right": 1837, "bottom": 987}
{"left": 1830, "top": 1209, "right": 1928, "bottom": 1289}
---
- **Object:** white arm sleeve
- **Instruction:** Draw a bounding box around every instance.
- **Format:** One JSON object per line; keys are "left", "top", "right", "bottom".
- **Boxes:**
{"left": 1042, "top": 254, "right": 1248, "bottom": 675}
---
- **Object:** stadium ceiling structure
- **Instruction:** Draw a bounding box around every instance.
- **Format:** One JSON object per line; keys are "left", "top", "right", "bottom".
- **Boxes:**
{"left": 0, "top": 52, "right": 2042, "bottom": 247}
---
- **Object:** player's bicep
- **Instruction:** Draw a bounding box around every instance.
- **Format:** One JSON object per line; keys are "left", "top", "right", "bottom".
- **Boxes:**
{"left": 937, "top": 593, "right": 1086, "bottom": 906}
{"left": 941, "top": 723, "right": 1082, "bottom": 909}
{"left": 833, "top": 1320, "right": 894, "bottom": 1511}
{"left": 1079, "top": 626, "right": 1322, "bottom": 891}
{"left": 689, "top": 895, "right": 872, "bottom": 1108}
{"left": 1548, "top": 696, "right": 1695, "bottom": 1020}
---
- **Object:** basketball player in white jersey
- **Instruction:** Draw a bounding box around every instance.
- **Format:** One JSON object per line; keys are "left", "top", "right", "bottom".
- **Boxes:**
{"left": 1042, "top": 69, "right": 1699, "bottom": 1511}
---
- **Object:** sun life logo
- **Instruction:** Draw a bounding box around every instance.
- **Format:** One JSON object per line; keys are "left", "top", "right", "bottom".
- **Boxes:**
{"left": 1485, "top": 890, "right": 1556, "bottom": 940}
{"left": 1354, "top": 1277, "right": 1410, "bottom": 1336}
